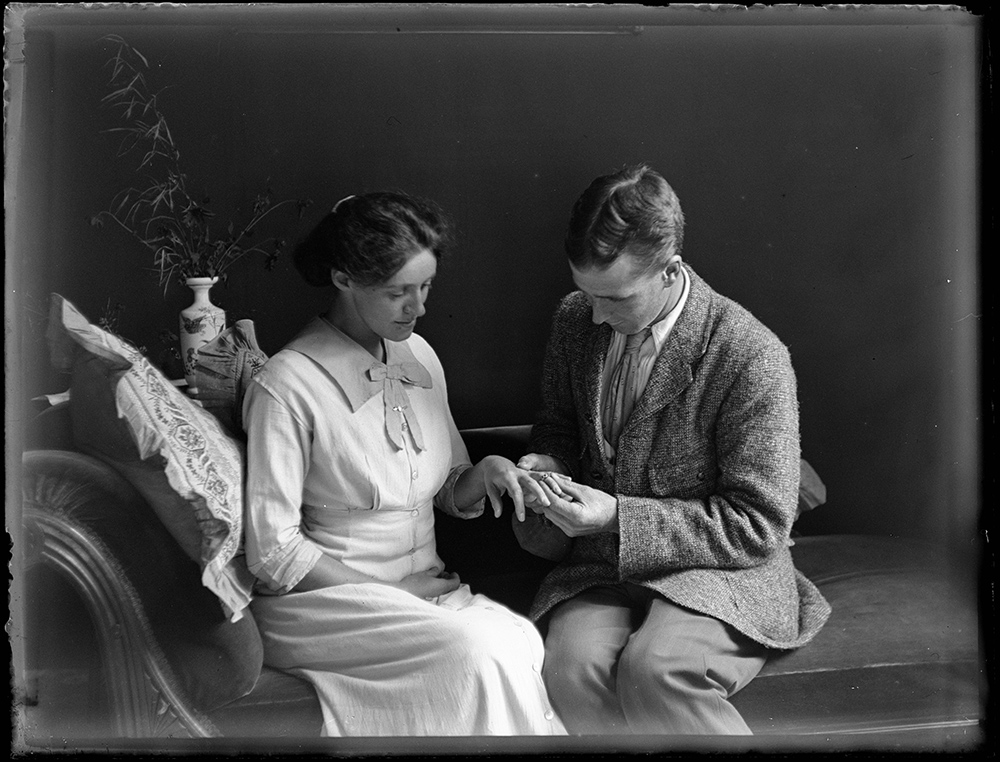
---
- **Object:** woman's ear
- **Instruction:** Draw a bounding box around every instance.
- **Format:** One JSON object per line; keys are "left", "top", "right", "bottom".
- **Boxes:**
{"left": 331, "top": 269, "right": 352, "bottom": 292}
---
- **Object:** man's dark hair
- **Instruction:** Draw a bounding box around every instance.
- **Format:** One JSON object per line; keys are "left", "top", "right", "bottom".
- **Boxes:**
{"left": 565, "top": 164, "right": 685, "bottom": 273}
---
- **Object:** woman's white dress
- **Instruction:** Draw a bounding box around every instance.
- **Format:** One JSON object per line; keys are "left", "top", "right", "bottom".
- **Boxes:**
{"left": 242, "top": 317, "right": 563, "bottom": 737}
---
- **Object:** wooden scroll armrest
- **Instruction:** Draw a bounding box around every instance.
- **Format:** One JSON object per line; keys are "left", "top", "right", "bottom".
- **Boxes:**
{"left": 20, "top": 449, "right": 220, "bottom": 738}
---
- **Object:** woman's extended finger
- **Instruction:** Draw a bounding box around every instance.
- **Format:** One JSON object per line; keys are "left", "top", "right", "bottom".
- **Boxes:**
{"left": 539, "top": 482, "right": 580, "bottom": 519}
{"left": 518, "top": 472, "right": 551, "bottom": 507}
{"left": 551, "top": 477, "right": 584, "bottom": 500}
{"left": 541, "top": 473, "right": 567, "bottom": 498}
{"left": 503, "top": 475, "right": 527, "bottom": 523}
{"left": 484, "top": 481, "right": 504, "bottom": 519}
{"left": 536, "top": 479, "right": 569, "bottom": 514}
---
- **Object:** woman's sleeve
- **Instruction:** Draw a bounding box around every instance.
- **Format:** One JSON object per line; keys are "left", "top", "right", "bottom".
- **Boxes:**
{"left": 242, "top": 379, "right": 323, "bottom": 593}
{"left": 434, "top": 423, "right": 486, "bottom": 519}
{"left": 426, "top": 348, "right": 485, "bottom": 520}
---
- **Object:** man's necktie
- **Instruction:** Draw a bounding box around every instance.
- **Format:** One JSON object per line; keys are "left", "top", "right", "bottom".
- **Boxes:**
{"left": 603, "top": 327, "right": 653, "bottom": 451}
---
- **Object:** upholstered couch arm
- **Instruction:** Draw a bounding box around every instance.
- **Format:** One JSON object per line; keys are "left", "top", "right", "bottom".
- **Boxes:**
{"left": 21, "top": 448, "right": 265, "bottom": 737}
{"left": 22, "top": 449, "right": 222, "bottom": 737}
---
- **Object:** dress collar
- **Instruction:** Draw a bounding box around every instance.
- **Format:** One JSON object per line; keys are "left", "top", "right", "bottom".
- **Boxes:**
{"left": 283, "top": 317, "right": 432, "bottom": 413}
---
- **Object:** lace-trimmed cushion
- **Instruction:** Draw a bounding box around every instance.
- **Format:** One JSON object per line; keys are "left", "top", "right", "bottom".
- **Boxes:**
{"left": 46, "top": 294, "right": 255, "bottom": 622}
{"left": 191, "top": 320, "right": 268, "bottom": 436}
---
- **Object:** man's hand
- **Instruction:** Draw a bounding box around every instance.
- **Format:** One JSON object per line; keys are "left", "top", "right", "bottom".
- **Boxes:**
{"left": 536, "top": 475, "right": 620, "bottom": 536}
{"left": 517, "top": 454, "right": 571, "bottom": 513}
{"left": 517, "top": 453, "right": 570, "bottom": 475}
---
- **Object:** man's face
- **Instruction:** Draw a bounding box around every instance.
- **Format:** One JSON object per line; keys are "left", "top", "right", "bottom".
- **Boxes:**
{"left": 569, "top": 251, "right": 675, "bottom": 335}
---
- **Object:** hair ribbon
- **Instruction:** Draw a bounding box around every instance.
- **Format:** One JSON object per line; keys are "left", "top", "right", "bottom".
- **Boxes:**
{"left": 332, "top": 195, "right": 356, "bottom": 213}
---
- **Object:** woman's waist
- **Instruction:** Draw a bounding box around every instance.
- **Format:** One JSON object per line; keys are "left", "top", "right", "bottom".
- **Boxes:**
{"left": 299, "top": 500, "right": 436, "bottom": 544}
{"left": 315, "top": 542, "right": 443, "bottom": 583}
{"left": 301, "top": 506, "right": 439, "bottom": 579}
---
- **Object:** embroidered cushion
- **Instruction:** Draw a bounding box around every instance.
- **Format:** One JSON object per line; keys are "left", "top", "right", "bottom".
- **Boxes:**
{"left": 46, "top": 294, "right": 255, "bottom": 621}
{"left": 190, "top": 320, "right": 268, "bottom": 436}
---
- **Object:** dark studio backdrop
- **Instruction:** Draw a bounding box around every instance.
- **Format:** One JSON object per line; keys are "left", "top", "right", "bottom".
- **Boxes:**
{"left": 7, "top": 7, "right": 982, "bottom": 564}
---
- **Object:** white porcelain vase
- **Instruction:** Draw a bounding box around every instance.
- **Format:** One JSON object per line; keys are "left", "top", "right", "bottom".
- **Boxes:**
{"left": 179, "top": 276, "right": 226, "bottom": 393}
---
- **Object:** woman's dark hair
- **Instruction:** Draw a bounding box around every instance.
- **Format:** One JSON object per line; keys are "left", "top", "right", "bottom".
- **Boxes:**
{"left": 565, "top": 164, "right": 684, "bottom": 273}
{"left": 293, "top": 191, "right": 451, "bottom": 287}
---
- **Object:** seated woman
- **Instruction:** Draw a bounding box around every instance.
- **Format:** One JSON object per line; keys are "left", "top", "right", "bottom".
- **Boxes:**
{"left": 242, "top": 191, "right": 565, "bottom": 737}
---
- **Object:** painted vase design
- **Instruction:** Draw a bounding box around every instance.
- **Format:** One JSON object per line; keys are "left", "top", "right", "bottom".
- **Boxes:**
{"left": 179, "top": 277, "right": 226, "bottom": 393}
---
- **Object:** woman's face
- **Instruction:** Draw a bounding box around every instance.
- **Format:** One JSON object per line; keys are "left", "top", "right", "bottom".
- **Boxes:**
{"left": 342, "top": 247, "right": 438, "bottom": 346}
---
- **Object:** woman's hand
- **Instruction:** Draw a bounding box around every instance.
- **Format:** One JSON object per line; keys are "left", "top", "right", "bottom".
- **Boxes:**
{"left": 478, "top": 455, "right": 551, "bottom": 522}
{"left": 393, "top": 568, "right": 461, "bottom": 600}
{"left": 452, "top": 455, "right": 551, "bottom": 522}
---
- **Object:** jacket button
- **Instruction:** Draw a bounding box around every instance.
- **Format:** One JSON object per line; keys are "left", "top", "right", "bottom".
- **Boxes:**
{"left": 590, "top": 470, "right": 602, "bottom": 480}
{"left": 697, "top": 471, "right": 705, "bottom": 480}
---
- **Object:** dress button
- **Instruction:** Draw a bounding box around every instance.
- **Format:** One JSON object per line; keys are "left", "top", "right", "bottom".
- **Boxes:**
{"left": 411, "top": 471, "right": 419, "bottom": 481}
{"left": 411, "top": 509, "right": 419, "bottom": 517}
{"left": 531, "top": 663, "right": 539, "bottom": 672}
{"left": 544, "top": 710, "right": 554, "bottom": 721}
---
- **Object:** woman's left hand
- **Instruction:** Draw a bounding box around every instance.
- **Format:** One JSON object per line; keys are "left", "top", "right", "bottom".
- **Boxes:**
{"left": 478, "top": 455, "right": 550, "bottom": 522}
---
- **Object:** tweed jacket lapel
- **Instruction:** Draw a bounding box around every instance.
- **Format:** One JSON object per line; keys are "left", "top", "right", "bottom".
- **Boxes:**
{"left": 583, "top": 322, "right": 613, "bottom": 461}
{"left": 627, "top": 266, "right": 713, "bottom": 430}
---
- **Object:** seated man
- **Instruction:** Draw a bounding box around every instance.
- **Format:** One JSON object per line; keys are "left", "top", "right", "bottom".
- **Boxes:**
{"left": 516, "top": 164, "right": 831, "bottom": 735}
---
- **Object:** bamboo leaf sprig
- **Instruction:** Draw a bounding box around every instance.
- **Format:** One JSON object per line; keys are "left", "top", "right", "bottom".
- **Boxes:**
{"left": 90, "top": 35, "right": 311, "bottom": 291}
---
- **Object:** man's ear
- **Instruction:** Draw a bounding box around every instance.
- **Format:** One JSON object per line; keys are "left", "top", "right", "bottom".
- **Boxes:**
{"left": 662, "top": 251, "right": 683, "bottom": 286}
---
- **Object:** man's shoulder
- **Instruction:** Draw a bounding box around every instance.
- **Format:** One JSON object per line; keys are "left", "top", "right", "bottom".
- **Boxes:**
{"left": 694, "top": 272, "right": 789, "bottom": 359}
{"left": 552, "top": 291, "right": 593, "bottom": 327}
{"left": 556, "top": 290, "right": 590, "bottom": 314}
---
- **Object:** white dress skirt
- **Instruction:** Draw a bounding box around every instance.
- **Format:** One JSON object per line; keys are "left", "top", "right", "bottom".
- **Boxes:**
{"left": 242, "top": 319, "right": 565, "bottom": 737}
{"left": 251, "top": 582, "right": 561, "bottom": 736}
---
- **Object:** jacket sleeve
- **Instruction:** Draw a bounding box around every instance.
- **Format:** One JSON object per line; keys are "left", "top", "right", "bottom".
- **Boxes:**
{"left": 617, "top": 339, "right": 801, "bottom": 576}
{"left": 515, "top": 297, "right": 583, "bottom": 560}
{"left": 527, "top": 298, "right": 584, "bottom": 476}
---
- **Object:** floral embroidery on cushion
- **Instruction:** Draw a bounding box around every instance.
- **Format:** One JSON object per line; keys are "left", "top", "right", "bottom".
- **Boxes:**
{"left": 49, "top": 294, "right": 254, "bottom": 620}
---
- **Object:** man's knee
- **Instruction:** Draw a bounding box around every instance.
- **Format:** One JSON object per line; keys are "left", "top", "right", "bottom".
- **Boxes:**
{"left": 617, "top": 638, "right": 697, "bottom": 705}
{"left": 615, "top": 623, "right": 763, "bottom": 734}
{"left": 542, "top": 634, "right": 607, "bottom": 699}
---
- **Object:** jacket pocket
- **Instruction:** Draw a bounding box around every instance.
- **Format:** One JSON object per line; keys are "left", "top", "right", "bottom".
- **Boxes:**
{"left": 648, "top": 442, "right": 714, "bottom": 498}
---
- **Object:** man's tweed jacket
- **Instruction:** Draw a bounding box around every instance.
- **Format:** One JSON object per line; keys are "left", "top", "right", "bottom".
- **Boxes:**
{"left": 524, "top": 265, "right": 831, "bottom": 649}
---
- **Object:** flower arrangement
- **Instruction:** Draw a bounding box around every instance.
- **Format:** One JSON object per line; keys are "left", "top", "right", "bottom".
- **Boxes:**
{"left": 90, "top": 35, "right": 310, "bottom": 290}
